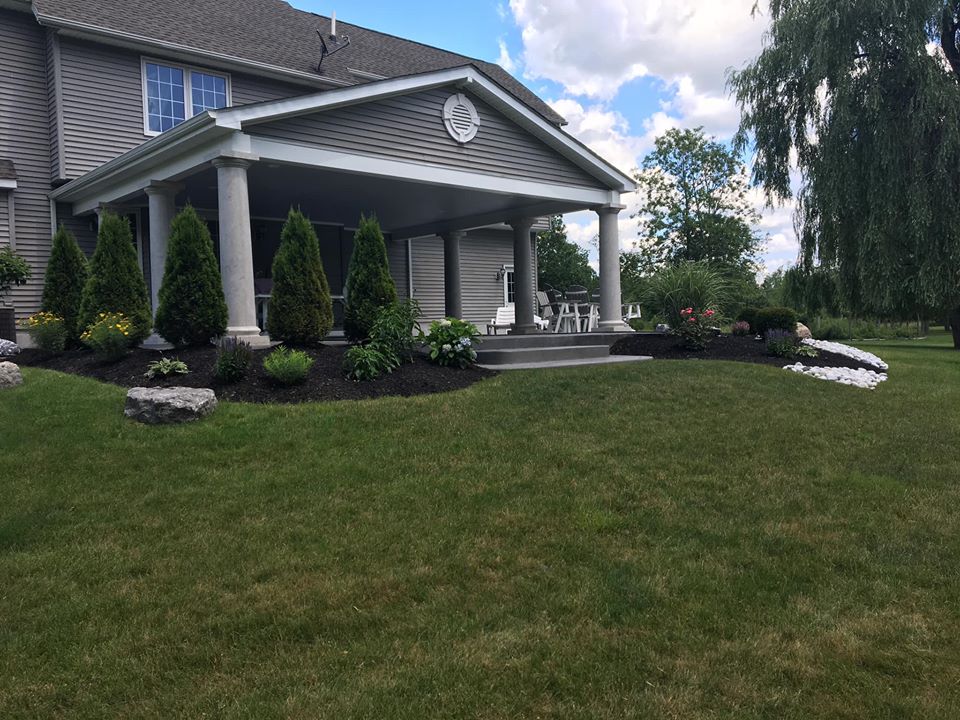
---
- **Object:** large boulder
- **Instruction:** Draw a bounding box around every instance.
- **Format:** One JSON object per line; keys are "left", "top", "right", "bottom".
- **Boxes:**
{"left": 125, "top": 387, "right": 218, "bottom": 425}
{"left": 0, "top": 362, "right": 23, "bottom": 389}
{"left": 796, "top": 322, "right": 813, "bottom": 340}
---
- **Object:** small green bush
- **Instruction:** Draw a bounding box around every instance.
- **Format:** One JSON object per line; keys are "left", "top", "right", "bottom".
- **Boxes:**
{"left": 41, "top": 226, "right": 88, "bottom": 344}
{"left": 642, "top": 262, "right": 728, "bottom": 329}
{"left": 145, "top": 357, "right": 189, "bottom": 379}
{"left": 154, "top": 206, "right": 228, "bottom": 346}
{"left": 263, "top": 346, "right": 314, "bottom": 385}
{"left": 81, "top": 311, "right": 136, "bottom": 361}
{"left": 673, "top": 307, "right": 718, "bottom": 350}
{"left": 25, "top": 312, "right": 67, "bottom": 354}
{"left": 343, "top": 214, "right": 398, "bottom": 342}
{"left": 343, "top": 344, "right": 394, "bottom": 382}
{"left": 0, "top": 246, "right": 30, "bottom": 305}
{"left": 215, "top": 336, "right": 252, "bottom": 383}
{"left": 369, "top": 299, "right": 421, "bottom": 365}
{"left": 79, "top": 212, "right": 151, "bottom": 343}
{"left": 424, "top": 318, "right": 480, "bottom": 368}
{"left": 267, "top": 208, "right": 334, "bottom": 345}
{"left": 753, "top": 306, "right": 798, "bottom": 336}
{"left": 765, "top": 329, "right": 818, "bottom": 359}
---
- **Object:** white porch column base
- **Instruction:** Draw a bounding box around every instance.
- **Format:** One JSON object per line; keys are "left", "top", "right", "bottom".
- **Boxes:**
{"left": 442, "top": 230, "right": 464, "bottom": 319}
{"left": 597, "top": 205, "right": 631, "bottom": 333}
{"left": 213, "top": 157, "right": 265, "bottom": 342}
{"left": 509, "top": 217, "right": 538, "bottom": 335}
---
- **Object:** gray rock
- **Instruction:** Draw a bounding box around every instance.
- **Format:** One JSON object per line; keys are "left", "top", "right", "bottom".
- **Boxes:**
{"left": 655, "top": 323, "right": 671, "bottom": 333}
{"left": 795, "top": 322, "right": 813, "bottom": 340}
{"left": 0, "top": 339, "right": 19, "bottom": 356}
{"left": 0, "top": 362, "right": 23, "bottom": 389}
{"left": 124, "top": 387, "right": 218, "bottom": 425}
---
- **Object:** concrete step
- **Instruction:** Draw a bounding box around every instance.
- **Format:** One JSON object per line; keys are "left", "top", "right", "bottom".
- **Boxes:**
{"left": 481, "top": 355, "right": 652, "bottom": 371}
{"left": 475, "top": 343, "right": 612, "bottom": 365}
{"left": 480, "top": 332, "right": 628, "bottom": 351}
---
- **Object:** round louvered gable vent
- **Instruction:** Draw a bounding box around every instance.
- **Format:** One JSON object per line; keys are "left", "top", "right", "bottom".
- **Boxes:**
{"left": 442, "top": 93, "right": 480, "bottom": 144}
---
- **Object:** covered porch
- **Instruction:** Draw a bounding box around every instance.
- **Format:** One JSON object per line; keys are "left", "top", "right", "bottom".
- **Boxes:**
{"left": 50, "top": 67, "right": 636, "bottom": 343}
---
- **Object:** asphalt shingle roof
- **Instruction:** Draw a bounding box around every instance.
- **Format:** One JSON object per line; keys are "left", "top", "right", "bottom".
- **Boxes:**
{"left": 32, "top": 0, "right": 566, "bottom": 125}
{"left": 0, "top": 160, "right": 16, "bottom": 181}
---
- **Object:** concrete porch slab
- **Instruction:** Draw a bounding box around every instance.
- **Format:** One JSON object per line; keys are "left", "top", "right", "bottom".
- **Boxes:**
{"left": 480, "top": 355, "right": 652, "bottom": 371}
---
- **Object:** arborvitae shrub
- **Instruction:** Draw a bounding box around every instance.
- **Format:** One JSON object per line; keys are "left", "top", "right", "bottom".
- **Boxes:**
{"left": 266, "top": 209, "right": 333, "bottom": 345}
{"left": 41, "top": 225, "right": 88, "bottom": 344}
{"left": 154, "top": 205, "right": 228, "bottom": 346}
{"left": 78, "top": 211, "right": 151, "bottom": 342}
{"left": 343, "top": 214, "right": 397, "bottom": 342}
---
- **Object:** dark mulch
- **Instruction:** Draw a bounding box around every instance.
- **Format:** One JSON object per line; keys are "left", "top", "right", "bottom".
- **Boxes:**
{"left": 17, "top": 344, "right": 497, "bottom": 404}
{"left": 611, "top": 333, "right": 886, "bottom": 371}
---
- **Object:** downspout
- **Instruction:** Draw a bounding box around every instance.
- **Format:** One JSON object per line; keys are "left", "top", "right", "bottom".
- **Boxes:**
{"left": 407, "top": 238, "right": 414, "bottom": 299}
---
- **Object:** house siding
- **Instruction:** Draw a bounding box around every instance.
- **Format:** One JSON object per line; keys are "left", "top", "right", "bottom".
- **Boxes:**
{"left": 249, "top": 88, "right": 603, "bottom": 189}
{"left": 0, "top": 193, "right": 10, "bottom": 248}
{"left": 410, "top": 229, "right": 536, "bottom": 326}
{"left": 0, "top": 8, "right": 53, "bottom": 318}
{"left": 386, "top": 239, "right": 410, "bottom": 302}
{"left": 57, "top": 36, "right": 311, "bottom": 179}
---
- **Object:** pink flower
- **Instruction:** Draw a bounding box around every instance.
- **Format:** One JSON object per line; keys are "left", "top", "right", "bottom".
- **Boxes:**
{"left": 688, "top": 317, "right": 696, "bottom": 323}
{"left": 705, "top": 310, "right": 715, "bottom": 317}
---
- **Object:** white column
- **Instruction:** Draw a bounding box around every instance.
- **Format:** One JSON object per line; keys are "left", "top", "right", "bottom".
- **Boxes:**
{"left": 597, "top": 205, "right": 631, "bottom": 332}
{"left": 442, "top": 230, "right": 464, "bottom": 319}
{"left": 509, "top": 217, "right": 538, "bottom": 335}
{"left": 213, "top": 157, "right": 267, "bottom": 345}
{"left": 143, "top": 183, "right": 179, "bottom": 315}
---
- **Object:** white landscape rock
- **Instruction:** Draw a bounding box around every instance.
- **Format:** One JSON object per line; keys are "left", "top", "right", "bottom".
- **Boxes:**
{"left": 801, "top": 338, "right": 889, "bottom": 371}
{"left": 124, "top": 387, "right": 218, "bottom": 425}
{"left": 0, "top": 361, "right": 23, "bottom": 389}
{"left": 784, "top": 363, "right": 889, "bottom": 390}
{"left": 0, "top": 339, "right": 19, "bottom": 356}
{"left": 795, "top": 322, "right": 813, "bottom": 340}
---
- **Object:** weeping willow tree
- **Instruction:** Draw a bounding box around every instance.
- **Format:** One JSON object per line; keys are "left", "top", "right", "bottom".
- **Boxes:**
{"left": 731, "top": 0, "right": 960, "bottom": 347}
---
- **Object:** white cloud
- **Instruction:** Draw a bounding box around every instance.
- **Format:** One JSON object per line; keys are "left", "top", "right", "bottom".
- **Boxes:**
{"left": 496, "top": 39, "right": 517, "bottom": 73}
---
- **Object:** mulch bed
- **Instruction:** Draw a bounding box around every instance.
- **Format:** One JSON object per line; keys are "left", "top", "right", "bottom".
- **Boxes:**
{"left": 16, "top": 344, "right": 497, "bottom": 404}
{"left": 611, "top": 333, "right": 886, "bottom": 371}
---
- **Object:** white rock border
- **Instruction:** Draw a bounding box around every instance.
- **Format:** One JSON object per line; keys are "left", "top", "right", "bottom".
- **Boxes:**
{"left": 801, "top": 338, "right": 888, "bottom": 371}
{"left": 784, "top": 363, "right": 888, "bottom": 390}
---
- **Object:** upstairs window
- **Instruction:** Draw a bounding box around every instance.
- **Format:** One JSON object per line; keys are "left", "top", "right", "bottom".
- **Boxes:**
{"left": 143, "top": 60, "right": 231, "bottom": 134}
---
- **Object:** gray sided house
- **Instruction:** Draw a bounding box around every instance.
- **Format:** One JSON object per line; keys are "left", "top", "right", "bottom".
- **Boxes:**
{"left": 0, "top": 0, "right": 636, "bottom": 344}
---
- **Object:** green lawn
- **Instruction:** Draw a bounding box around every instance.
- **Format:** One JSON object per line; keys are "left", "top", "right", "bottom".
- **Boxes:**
{"left": 2, "top": 334, "right": 959, "bottom": 719}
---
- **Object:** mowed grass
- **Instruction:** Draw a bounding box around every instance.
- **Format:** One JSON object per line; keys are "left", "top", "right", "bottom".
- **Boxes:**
{"left": 2, "top": 334, "right": 960, "bottom": 719}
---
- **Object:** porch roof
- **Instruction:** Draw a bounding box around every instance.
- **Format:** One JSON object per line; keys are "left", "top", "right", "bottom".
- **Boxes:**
{"left": 50, "top": 67, "right": 636, "bottom": 231}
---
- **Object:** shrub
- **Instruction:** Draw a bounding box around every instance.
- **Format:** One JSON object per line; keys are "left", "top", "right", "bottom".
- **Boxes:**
{"left": 673, "top": 307, "right": 717, "bottom": 350}
{"left": 753, "top": 306, "right": 798, "bottom": 336}
{"left": 765, "top": 329, "right": 818, "bottom": 360}
{"left": 25, "top": 312, "right": 67, "bottom": 354}
{"left": 79, "top": 212, "right": 151, "bottom": 343}
{"left": 263, "top": 346, "right": 314, "bottom": 385}
{"left": 737, "top": 306, "right": 760, "bottom": 331}
{"left": 642, "top": 262, "right": 728, "bottom": 329}
{"left": 343, "top": 344, "right": 394, "bottom": 382}
{"left": 154, "top": 206, "right": 228, "bottom": 346}
{"left": 266, "top": 208, "right": 334, "bottom": 345}
{"left": 215, "top": 336, "right": 252, "bottom": 383}
{"left": 41, "top": 225, "right": 88, "bottom": 344}
{"left": 731, "top": 320, "right": 752, "bottom": 336}
{"left": 145, "top": 357, "right": 189, "bottom": 379}
{"left": 424, "top": 318, "right": 480, "bottom": 368}
{"left": 343, "top": 214, "right": 398, "bottom": 342}
{"left": 0, "top": 246, "right": 30, "bottom": 306}
{"left": 369, "top": 299, "right": 422, "bottom": 365}
{"left": 81, "top": 311, "right": 136, "bottom": 361}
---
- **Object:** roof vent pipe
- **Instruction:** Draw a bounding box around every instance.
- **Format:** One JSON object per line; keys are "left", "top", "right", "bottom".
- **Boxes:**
{"left": 330, "top": 11, "right": 337, "bottom": 39}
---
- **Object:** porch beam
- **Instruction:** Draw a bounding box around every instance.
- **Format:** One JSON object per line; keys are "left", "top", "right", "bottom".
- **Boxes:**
{"left": 391, "top": 200, "right": 579, "bottom": 240}
{"left": 442, "top": 230, "right": 465, "bottom": 319}
{"left": 509, "top": 217, "right": 538, "bottom": 335}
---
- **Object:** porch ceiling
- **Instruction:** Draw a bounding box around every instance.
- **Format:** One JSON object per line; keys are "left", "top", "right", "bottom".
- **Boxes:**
{"left": 178, "top": 163, "right": 585, "bottom": 238}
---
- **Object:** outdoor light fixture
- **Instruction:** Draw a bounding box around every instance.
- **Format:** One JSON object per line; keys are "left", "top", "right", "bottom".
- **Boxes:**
{"left": 496, "top": 264, "right": 507, "bottom": 281}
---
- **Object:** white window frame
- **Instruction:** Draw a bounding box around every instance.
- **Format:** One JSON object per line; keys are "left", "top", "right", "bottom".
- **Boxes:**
{"left": 502, "top": 264, "right": 515, "bottom": 306}
{"left": 141, "top": 57, "right": 232, "bottom": 137}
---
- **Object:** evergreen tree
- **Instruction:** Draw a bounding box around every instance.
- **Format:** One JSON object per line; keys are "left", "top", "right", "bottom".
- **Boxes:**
{"left": 266, "top": 208, "right": 333, "bottom": 345}
{"left": 79, "top": 211, "right": 151, "bottom": 342}
{"left": 41, "top": 225, "right": 88, "bottom": 344}
{"left": 154, "top": 205, "right": 228, "bottom": 346}
{"left": 343, "top": 214, "right": 397, "bottom": 342}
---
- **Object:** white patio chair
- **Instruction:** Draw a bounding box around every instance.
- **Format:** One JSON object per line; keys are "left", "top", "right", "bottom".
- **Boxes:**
{"left": 487, "top": 305, "right": 549, "bottom": 334}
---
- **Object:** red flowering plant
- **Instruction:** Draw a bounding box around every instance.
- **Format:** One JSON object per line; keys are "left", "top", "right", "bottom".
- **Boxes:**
{"left": 673, "top": 307, "right": 717, "bottom": 350}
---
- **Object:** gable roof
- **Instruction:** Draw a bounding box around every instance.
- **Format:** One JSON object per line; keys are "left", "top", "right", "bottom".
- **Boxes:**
{"left": 30, "top": 0, "right": 566, "bottom": 126}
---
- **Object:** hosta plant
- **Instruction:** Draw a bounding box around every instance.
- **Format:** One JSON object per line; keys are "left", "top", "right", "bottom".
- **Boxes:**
{"left": 144, "top": 357, "right": 189, "bottom": 379}
{"left": 766, "top": 330, "right": 819, "bottom": 360}
{"left": 424, "top": 318, "right": 480, "bottom": 368}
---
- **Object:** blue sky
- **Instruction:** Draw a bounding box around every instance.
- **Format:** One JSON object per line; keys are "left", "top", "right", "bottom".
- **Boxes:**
{"left": 294, "top": 1, "right": 799, "bottom": 275}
